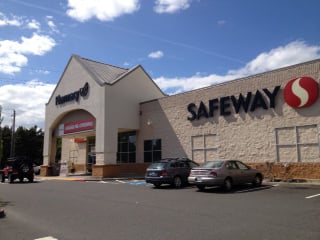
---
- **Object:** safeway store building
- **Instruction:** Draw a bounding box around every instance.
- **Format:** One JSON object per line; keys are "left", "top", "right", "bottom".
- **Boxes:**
{"left": 42, "top": 55, "right": 320, "bottom": 180}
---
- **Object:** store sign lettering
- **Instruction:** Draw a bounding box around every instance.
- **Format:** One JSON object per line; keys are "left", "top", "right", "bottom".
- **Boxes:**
{"left": 64, "top": 118, "right": 95, "bottom": 134}
{"left": 56, "top": 82, "right": 89, "bottom": 105}
{"left": 187, "top": 86, "right": 280, "bottom": 121}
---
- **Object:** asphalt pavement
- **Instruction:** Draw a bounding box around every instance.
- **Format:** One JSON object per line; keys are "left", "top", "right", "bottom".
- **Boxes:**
{"left": 1, "top": 178, "right": 320, "bottom": 240}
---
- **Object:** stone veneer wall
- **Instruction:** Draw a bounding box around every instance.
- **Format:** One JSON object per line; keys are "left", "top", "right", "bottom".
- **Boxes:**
{"left": 247, "top": 162, "right": 320, "bottom": 180}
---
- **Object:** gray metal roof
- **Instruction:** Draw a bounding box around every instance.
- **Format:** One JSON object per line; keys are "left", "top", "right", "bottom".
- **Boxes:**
{"left": 77, "top": 56, "right": 130, "bottom": 85}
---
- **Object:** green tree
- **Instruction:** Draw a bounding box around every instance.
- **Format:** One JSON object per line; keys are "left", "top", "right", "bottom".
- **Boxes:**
{"left": 0, "top": 125, "right": 44, "bottom": 166}
{"left": 15, "top": 126, "right": 44, "bottom": 165}
{"left": 1, "top": 126, "right": 12, "bottom": 167}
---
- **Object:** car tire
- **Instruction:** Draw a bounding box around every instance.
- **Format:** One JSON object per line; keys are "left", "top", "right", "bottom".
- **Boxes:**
{"left": 8, "top": 174, "right": 14, "bottom": 184}
{"left": 28, "top": 175, "right": 34, "bottom": 183}
{"left": 196, "top": 185, "right": 205, "bottom": 191}
{"left": 252, "top": 174, "right": 262, "bottom": 187}
{"left": 153, "top": 183, "right": 161, "bottom": 188}
{"left": 223, "top": 178, "right": 232, "bottom": 191}
{"left": 0, "top": 174, "right": 5, "bottom": 183}
{"left": 173, "top": 176, "right": 182, "bottom": 188}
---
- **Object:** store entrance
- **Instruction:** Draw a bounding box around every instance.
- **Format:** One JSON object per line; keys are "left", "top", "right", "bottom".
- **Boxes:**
{"left": 86, "top": 136, "right": 96, "bottom": 174}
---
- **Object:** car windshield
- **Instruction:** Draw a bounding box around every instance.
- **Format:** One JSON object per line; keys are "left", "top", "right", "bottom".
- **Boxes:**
{"left": 147, "top": 162, "right": 167, "bottom": 169}
{"left": 199, "top": 161, "right": 224, "bottom": 169}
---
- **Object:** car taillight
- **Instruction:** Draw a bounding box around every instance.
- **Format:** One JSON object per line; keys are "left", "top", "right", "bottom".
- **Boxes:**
{"left": 160, "top": 170, "right": 168, "bottom": 176}
{"left": 210, "top": 171, "right": 217, "bottom": 177}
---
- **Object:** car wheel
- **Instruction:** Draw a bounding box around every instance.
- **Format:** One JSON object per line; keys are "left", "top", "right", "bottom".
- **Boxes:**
{"left": 252, "top": 175, "right": 262, "bottom": 187}
{"left": 28, "top": 175, "right": 34, "bottom": 183}
{"left": 8, "top": 174, "right": 14, "bottom": 184}
{"left": 196, "top": 185, "right": 205, "bottom": 191}
{"left": 173, "top": 176, "right": 182, "bottom": 188}
{"left": 153, "top": 183, "right": 161, "bottom": 188}
{"left": 223, "top": 178, "right": 232, "bottom": 191}
{"left": 0, "top": 174, "right": 5, "bottom": 183}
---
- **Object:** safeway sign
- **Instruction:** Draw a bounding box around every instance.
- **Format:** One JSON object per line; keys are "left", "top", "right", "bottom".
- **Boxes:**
{"left": 283, "top": 76, "right": 318, "bottom": 108}
{"left": 187, "top": 76, "right": 319, "bottom": 121}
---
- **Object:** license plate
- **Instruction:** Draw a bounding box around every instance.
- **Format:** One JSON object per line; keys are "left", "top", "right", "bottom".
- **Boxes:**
{"left": 149, "top": 172, "right": 157, "bottom": 176}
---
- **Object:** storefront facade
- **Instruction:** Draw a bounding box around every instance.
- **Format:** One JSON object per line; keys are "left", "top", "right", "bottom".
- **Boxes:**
{"left": 43, "top": 55, "right": 320, "bottom": 180}
{"left": 42, "top": 54, "right": 165, "bottom": 177}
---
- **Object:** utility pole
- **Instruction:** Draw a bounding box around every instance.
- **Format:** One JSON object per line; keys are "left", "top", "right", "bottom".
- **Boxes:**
{"left": 10, "top": 110, "right": 15, "bottom": 158}
{"left": 0, "top": 105, "right": 3, "bottom": 166}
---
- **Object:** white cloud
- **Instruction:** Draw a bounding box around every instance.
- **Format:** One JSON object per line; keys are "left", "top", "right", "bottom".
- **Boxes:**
{"left": 0, "top": 33, "right": 56, "bottom": 74}
{"left": 217, "top": 20, "right": 226, "bottom": 26}
{"left": 26, "top": 19, "right": 40, "bottom": 30}
{"left": 0, "top": 12, "right": 22, "bottom": 27}
{"left": 0, "top": 80, "right": 55, "bottom": 128}
{"left": 66, "top": 0, "right": 140, "bottom": 22}
{"left": 148, "top": 50, "right": 164, "bottom": 59}
{"left": 228, "top": 41, "right": 320, "bottom": 76}
{"left": 154, "top": 0, "right": 191, "bottom": 14}
{"left": 46, "top": 16, "right": 60, "bottom": 34}
{"left": 154, "top": 41, "right": 320, "bottom": 94}
{"left": 47, "top": 20, "right": 59, "bottom": 33}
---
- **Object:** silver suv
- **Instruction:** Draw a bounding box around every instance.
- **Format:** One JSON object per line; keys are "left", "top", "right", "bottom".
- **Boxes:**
{"left": 145, "top": 158, "right": 199, "bottom": 188}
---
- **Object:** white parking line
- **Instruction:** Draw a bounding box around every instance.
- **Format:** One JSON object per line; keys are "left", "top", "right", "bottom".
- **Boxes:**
{"left": 305, "top": 193, "right": 320, "bottom": 199}
{"left": 115, "top": 180, "right": 126, "bottom": 183}
{"left": 34, "top": 236, "right": 58, "bottom": 240}
{"left": 235, "top": 185, "right": 274, "bottom": 193}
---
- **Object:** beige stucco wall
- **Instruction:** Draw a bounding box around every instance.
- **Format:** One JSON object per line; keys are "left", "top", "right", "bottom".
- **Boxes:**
{"left": 100, "top": 67, "right": 166, "bottom": 164}
{"left": 43, "top": 56, "right": 106, "bottom": 166}
{"left": 138, "top": 59, "right": 320, "bottom": 164}
{"left": 43, "top": 55, "right": 165, "bottom": 169}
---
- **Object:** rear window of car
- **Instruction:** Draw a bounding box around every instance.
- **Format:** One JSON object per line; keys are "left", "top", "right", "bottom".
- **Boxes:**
{"left": 199, "top": 161, "right": 224, "bottom": 169}
{"left": 147, "top": 162, "right": 167, "bottom": 169}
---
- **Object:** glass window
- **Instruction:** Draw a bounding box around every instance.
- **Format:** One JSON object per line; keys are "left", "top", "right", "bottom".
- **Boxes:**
{"left": 117, "top": 131, "right": 136, "bottom": 163}
{"left": 144, "top": 139, "right": 162, "bottom": 162}
{"left": 144, "top": 152, "right": 153, "bottom": 163}
{"left": 235, "top": 161, "right": 249, "bottom": 170}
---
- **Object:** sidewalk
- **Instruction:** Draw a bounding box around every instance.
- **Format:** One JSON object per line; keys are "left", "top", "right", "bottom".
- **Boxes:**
{"left": 35, "top": 174, "right": 145, "bottom": 182}
{"left": 35, "top": 175, "right": 320, "bottom": 185}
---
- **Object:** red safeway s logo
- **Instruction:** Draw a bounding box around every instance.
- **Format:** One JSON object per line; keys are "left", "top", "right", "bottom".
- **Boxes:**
{"left": 283, "top": 76, "right": 318, "bottom": 108}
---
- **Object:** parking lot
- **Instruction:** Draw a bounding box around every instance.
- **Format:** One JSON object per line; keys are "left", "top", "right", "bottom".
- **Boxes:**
{"left": 1, "top": 179, "right": 320, "bottom": 240}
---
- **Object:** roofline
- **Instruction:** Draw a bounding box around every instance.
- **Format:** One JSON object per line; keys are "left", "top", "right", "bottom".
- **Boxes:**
{"left": 46, "top": 54, "right": 167, "bottom": 105}
{"left": 109, "top": 64, "right": 167, "bottom": 96}
{"left": 160, "top": 58, "right": 320, "bottom": 98}
{"left": 46, "top": 54, "right": 77, "bottom": 105}
{"left": 140, "top": 58, "right": 320, "bottom": 104}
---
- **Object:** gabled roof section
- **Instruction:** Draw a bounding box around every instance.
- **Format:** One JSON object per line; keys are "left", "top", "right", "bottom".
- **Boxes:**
{"left": 74, "top": 55, "right": 130, "bottom": 85}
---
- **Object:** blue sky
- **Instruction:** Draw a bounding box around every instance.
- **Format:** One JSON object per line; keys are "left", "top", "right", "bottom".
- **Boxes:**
{"left": 0, "top": 0, "right": 320, "bottom": 128}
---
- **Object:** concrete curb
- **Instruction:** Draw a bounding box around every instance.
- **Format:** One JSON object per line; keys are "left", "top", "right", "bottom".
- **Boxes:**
{"left": 36, "top": 175, "right": 146, "bottom": 182}
{"left": 37, "top": 176, "right": 320, "bottom": 184}
{"left": 264, "top": 178, "right": 320, "bottom": 185}
{"left": 0, "top": 208, "right": 5, "bottom": 218}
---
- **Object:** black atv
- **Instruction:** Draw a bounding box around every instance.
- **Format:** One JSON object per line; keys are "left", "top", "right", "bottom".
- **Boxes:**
{"left": 0, "top": 157, "right": 34, "bottom": 183}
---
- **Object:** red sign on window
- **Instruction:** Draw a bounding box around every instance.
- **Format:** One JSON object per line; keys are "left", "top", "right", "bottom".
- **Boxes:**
{"left": 64, "top": 118, "right": 95, "bottom": 134}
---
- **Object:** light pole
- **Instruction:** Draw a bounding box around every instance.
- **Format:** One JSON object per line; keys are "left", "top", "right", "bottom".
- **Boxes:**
{"left": 10, "top": 110, "right": 15, "bottom": 158}
{"left": 0, "top": 105, "right": 3, "bottom": 166}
